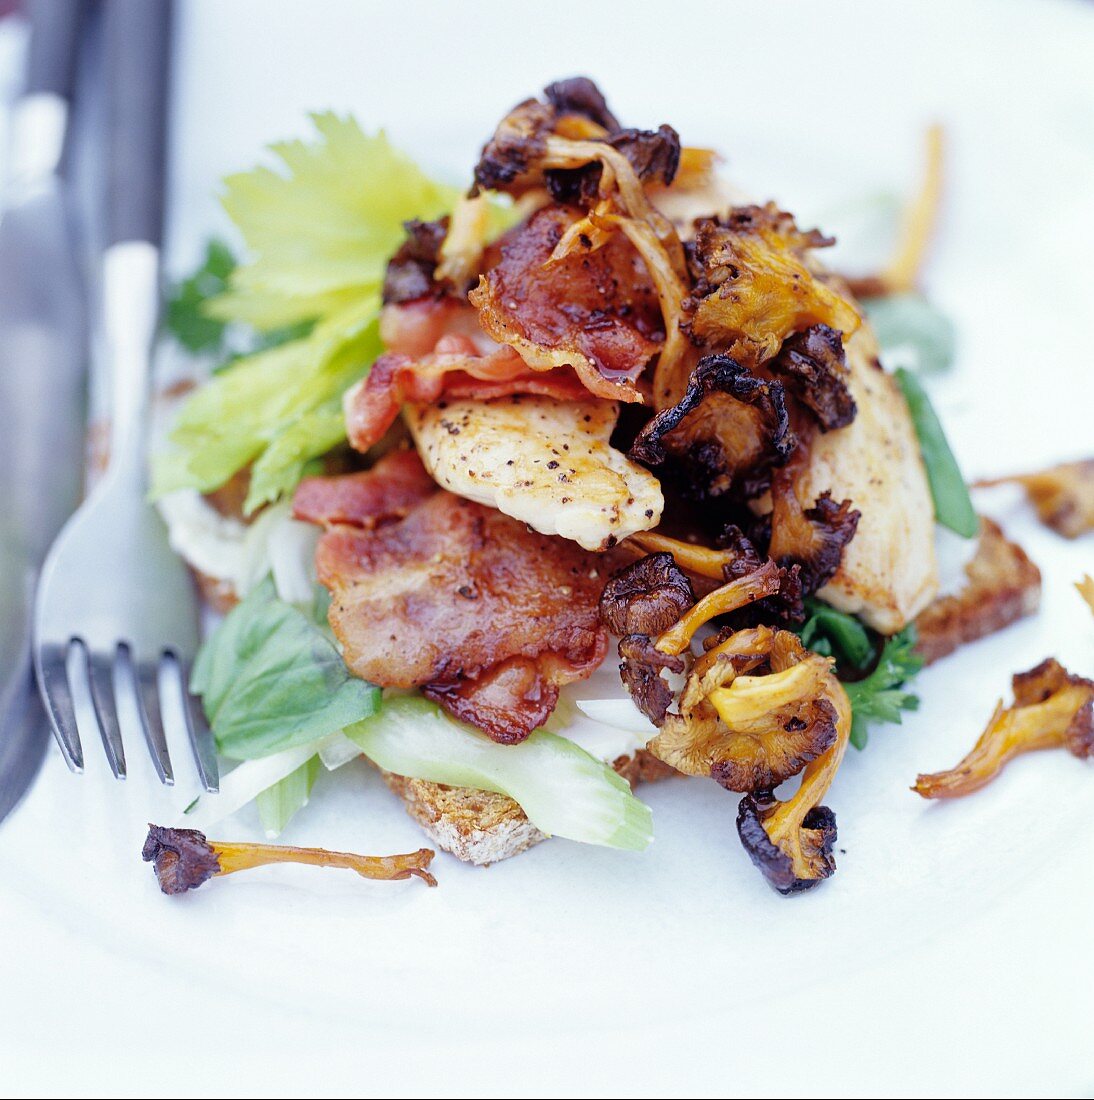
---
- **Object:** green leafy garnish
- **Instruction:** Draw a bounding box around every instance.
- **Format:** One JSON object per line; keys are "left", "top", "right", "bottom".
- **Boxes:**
{"left": 255, "top": 755, "right": 321, "bottom": 836}
{"left": 153, "top": 113, "right": 459, "bottom": 510}
{"left": 895, "top": 366, "right": 978, "bottom": 538}
{"left": 797, "top": 601, "right": 924, "bottom": 749}
{"left": 154, "top": 310, "right": 382, "bottom": 514}
{"left": 798, "top": 597, "right": 873, "bottom": 670}
{"left": 165, "top": 239, "right": 316, "bottom": 372}
{"left": 843, "top": 626, "right": 924, "bottom": 750}
{"left": 347, "top": 694, "right": 653, "bottom": 850}
{"left": 191, "top": 577, "right": 380, "bottom": 761}
{"left": 165, "top": 239, "right": 236, "bottom": 354}
{"left": 864, "top": 292, "right": 955, "bottom": 375}
{"left": 207, "top": 113, "right": 459, "bottom": 332}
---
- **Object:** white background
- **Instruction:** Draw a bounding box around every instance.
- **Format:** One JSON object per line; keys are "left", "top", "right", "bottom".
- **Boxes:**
{"left": 3, "top": 1, "right": 1094, "bottom": 1097}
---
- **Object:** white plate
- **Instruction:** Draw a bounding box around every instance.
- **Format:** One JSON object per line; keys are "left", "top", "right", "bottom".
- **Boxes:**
{"left": 3, "top": 1, "right": 1093, "bottom": 1096}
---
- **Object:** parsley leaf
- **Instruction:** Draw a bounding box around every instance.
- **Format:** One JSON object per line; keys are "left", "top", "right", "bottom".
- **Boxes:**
{"left": 165, "top": 239, "right": 236, "bottom": 354}
{"left": 797, "top": 600, "right": 924, "bottom": 749}
{"left": 843, "top": 626, "right": 924, "bottom": 749}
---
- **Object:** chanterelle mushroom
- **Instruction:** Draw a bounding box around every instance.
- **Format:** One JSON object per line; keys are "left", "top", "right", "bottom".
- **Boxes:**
{"left": 649, "top": 627, "right": 840, "bottom": 791}
{"left": 142, "top": 825, "right": 437, "bottom": 894}
{"left": 914, "top": 658, "right": 1094, "bottom": 799}
{"left": 976, "top": 458, "right": 1094, "bottom": 539}
{"left": 735, "top": 670, "right": 852, "bottom": 894}
{"left": 600, "top": 547, "right": 854, "bottom": 895}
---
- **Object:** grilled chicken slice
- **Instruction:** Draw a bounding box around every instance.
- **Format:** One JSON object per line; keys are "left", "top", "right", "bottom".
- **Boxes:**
{"left": 796, "top": 326, "right": 939, "bottom": 632}
{"left": 404, "top": 394, "right": 663, "bottom": 551}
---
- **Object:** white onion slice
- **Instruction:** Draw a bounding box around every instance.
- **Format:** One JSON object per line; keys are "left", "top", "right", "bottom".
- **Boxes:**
{"left": 182, "top": 735, "right": 340, "bottom": 832}
{"left": 318, "top": 733, "right": 363, "bottom": 771}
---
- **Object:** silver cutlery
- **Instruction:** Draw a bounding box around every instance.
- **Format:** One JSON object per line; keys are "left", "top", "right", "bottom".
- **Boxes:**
{"left": 33, "top": 0, "right": 217, "bottom": 791}
{"left": 0, "top": 0, "right": 89, "bottom": 823}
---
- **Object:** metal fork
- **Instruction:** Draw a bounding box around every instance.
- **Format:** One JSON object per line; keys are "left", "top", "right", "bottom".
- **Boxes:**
{"left": 32, "top": 0, "right": 217, "bottom": 791}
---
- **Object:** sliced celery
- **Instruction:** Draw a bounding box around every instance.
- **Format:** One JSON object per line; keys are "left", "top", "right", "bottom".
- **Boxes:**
{"left": 346, "top": 695, "right": 653, "bottom": 851}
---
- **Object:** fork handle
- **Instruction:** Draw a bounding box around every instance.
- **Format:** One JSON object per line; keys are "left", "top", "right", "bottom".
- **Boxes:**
{"left": 104, "top": 0, "right": 172, "bottom": 248}
{"left": 101, "top": 0, "right": 173, "bottom": 475}
{"left": 25, "top": 0, "right": 86, "bottom": 100}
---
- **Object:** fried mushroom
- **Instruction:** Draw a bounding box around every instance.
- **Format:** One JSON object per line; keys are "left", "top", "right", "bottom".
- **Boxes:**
{"left": 600, "top": 552, "right": 696, "bottom": 636}
{"left": 975, "top": 458, "right": 1094, "bottom": 539}
{"left": 648, "top": 628, "right": 839, "bottom": 791}
{"left": 542, "top": 76, "right": 621, "bottom": 131}
{"left": 629, "top": 353, "right": 795, "bottom": 499}
{"left": 769, "top": 324, "right": 857, "bottom": 432}
{"left": 546, "top": 125, "right": 681, "bottom": 205}
{"left": 382, "top": 218, "right": 451, "bottom": 304}
{"left": 737, "top": 796, "right": 838, "bottom": 896}
{"left": 618, "top": 633, "right": 686, "bottom": 726}
{"left": 681, "top": 204, "right": 860, "bottom": 368}
{"left": 142, "top": 825, "right": 437, "bottom": 894}
{"left": 600, "top": 554, "right": 695, "bottom": 725}
{"left": 767, "top": 465, "right": 860, "bottom": 596}
{"left": 735, "top": 672, "right": 852, "bottom": 894}
{"left": 472, "top": 97, "right": 557, "bottom": 194}
{"left": 914, "top": 658, "right": 1094, "bottom": 799}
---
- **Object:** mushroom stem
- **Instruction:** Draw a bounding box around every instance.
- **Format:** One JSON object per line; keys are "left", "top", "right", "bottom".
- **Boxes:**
{"left": 625, "top": 530, "right": 740, "bottom": 581}
{"left": 142, "top": 824, "right": 438, "bottom": 894}
{"left": 210, "top": 840, "right": 438, "bottom": 886}
{"left": 879, "top": 123, "right": 945, "bottom": 294}
{"left": 655, "top": 562, "right": 782, "bottom": 656}
{"left": 761, "top": 679, "right": 852, "bottom": 875}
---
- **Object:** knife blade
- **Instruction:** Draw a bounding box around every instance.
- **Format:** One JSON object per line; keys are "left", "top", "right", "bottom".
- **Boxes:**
{"left": 0, "top": 0, "right": 89, "bottom": 823}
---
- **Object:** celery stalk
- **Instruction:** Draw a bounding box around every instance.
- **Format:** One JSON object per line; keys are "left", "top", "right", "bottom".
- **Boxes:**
{"left": 346, "top": 695, "right": 653, "bottom": 851}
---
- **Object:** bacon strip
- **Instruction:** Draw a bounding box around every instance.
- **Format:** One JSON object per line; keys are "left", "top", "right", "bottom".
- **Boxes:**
{"left": 469, "top": 204, "right": 665, "bottom": 403}
{"left": 292, "top": 449, "right": 436, "bottom": 529}
{"left": 293, "top": 454, "right": 609, "bottom": 742}
{"left": 346, "top": 301, "right": 596, "bottom": 453}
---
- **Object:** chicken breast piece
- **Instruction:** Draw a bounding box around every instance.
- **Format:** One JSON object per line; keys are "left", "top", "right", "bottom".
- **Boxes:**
{"left": 404, "top": 395, "right": 663, "bottom": 551}
{"left": 799, "top": 326, "right": 939, "bottom": 633}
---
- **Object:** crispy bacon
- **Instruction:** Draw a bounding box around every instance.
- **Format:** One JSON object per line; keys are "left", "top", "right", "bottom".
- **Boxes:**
{"left": 381, "top": 298, "right": 491, "bottom": 358}
{"left": 469, "top": 204, "right": 665, "bottom": 403}
{"left": 346, "top": 302, "right": 596, "bottom": 453}
{"left": 292, "top": 449, "right": 436, "bottom": 529}
{"left": 296, "top": 455, "right": 608, "bottom": 742}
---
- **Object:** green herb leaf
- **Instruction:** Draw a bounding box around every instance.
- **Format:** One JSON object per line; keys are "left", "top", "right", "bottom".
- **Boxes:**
{"left": 798, "top": 597, "right": 873, "bottom": 670}
{"left": 191, "top": 577, "right": 380, "bottom": 760}
{"left": 165, "top": 239, "right": 236, "bottom": 354}
{"left": 255, "top": 755, "right": 322, "bottom": 836}
{"left": 864, "top": 293, "right": 956, "bottom": 375}
{"left": 895, "top": 367, "right": 978, "bottom": 538}
{"left": 208, "top": 112, "right": 459, "bottom": 331}
{"left": 347, "top": 694, "right": 654, "bottom": 850}
{"left": 843, "top": 626, "right": 925, "bottom": 749}
{"left": 797, "top": 602, "right": 925, "bottom": 749}
{"left": 152, "top": 310, "right": 382, "bottom": 511}
{"left": 153, "top": 113, "right": 458, "bottom": 507}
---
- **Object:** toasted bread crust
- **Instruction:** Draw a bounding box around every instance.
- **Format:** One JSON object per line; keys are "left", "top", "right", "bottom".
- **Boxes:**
{"left": 915, "top": 518, "right": 1040, "bottom": 665}
{"left": 193, "top": 569, "right": 239, "bottom": 615}
{"left": 382, "top": 749, "right": 676, "bottom": 865}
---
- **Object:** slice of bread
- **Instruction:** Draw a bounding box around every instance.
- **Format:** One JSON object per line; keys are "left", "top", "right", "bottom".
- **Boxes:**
{"left": 915, "top": 517, "right": 1041, "bottom": 664}
{"left": 381, "top": 750, "right": 677, "bottom": 866}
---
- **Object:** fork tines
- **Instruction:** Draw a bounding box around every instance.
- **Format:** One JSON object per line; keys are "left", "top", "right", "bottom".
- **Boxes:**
{"left": 37, "top": 640, "right": 217, "bottom": 791}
